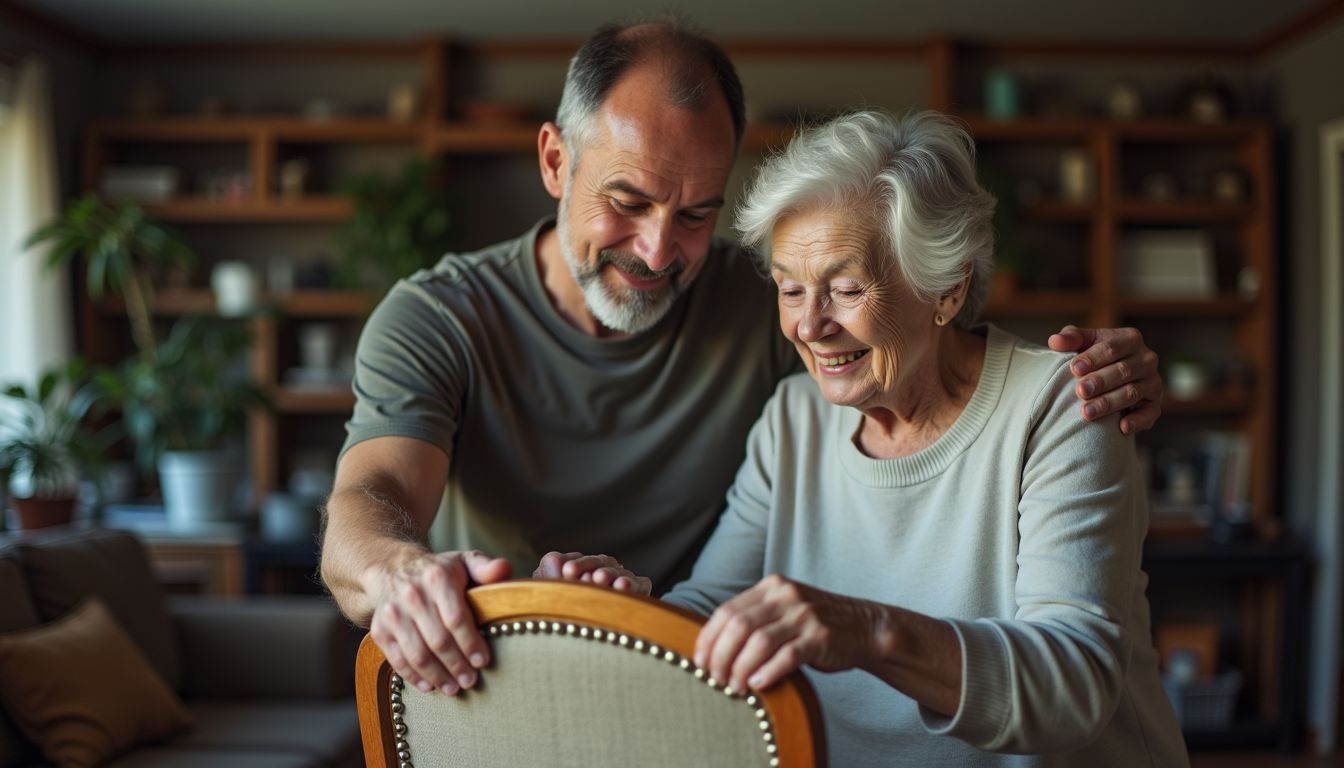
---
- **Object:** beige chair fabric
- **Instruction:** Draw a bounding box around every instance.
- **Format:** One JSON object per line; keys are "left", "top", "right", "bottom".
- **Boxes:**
{"left": 357, "top": 582, "right": 824, "bottom": 768}
{"left": 400, "top": 628, "right": 772, "bottom": 767}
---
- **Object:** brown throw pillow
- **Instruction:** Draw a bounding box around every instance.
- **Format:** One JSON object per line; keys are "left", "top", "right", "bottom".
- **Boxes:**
{"left": 0, "top": 597, "right": 193, "bottom": 768}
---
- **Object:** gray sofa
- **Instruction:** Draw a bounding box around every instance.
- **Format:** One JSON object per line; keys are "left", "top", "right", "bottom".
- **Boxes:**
{"left": 0, "top": 527, "right": 362, "bottom": 767}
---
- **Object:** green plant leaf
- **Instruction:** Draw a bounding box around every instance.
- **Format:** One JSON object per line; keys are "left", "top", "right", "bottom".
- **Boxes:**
{"left": 36, "top": 371, "right": 58, "bottom": 403}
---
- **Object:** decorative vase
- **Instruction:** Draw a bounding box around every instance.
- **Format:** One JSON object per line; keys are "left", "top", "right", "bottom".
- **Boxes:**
{"left": 983, "top": 69, "right": 1021, "bottom": 121}
{"left": 260, "top": 492, "right": 318, "bottom": 543}
{"left": 11, "top": 495, "right": 76, "bottom": 530}
{"left": 158, "top": 450, "right": 237, "bottom": 530}
{"left": 210, "top": 261, "right": 258, "bottom": 317}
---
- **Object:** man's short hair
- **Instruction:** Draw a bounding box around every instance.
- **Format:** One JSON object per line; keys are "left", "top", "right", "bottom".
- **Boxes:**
{"left": 555, "top": 20, "right": 746, "bottom": 162}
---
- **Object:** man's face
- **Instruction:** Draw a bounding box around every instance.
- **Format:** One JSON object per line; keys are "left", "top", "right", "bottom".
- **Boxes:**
{"left": 555, "top": 65, "right": 737, "bottom": 334}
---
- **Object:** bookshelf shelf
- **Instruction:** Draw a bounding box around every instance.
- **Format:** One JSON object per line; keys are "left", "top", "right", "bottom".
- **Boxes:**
{"left": 272, "top": 388, "right": 356, "bottom": 414}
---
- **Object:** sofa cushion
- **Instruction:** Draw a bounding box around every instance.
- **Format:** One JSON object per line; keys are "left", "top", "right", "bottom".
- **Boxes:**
{"left": 172, "top": 597, "right": 354, "bottom": 699}
{"left": 0, "top": 598, "right": 193, "bottom": 768}
{"left": 0, "top": 554, "right": 38, "bottom": 632}
{"left": 0, "top": 547, "right": 41, "bottom": 768}
{"left": 171, "top": 701, "right": 360, "bottom": 766}
{"left": 17, "top": 528, "right": 181, "bottom": 689}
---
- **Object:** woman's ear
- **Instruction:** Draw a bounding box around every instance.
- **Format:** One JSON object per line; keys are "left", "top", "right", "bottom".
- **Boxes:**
{"left": 537, "top": 122, "right": 569, "bottom": 200}
{"left": 936, "top": 266, "right": 973, "bottom": 324}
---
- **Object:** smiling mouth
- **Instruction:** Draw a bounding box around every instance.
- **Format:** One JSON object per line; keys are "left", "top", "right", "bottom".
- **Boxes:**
{"left": 815, "top": 349, "right": 870, "bottom": 366}
{"left": 612, "top": 266, "right": 670, "bottom": 291}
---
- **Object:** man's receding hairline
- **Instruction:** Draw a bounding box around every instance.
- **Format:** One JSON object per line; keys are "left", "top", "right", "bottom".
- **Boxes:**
{"left": 605, "top": 24, "right": 730, "bottom": 117}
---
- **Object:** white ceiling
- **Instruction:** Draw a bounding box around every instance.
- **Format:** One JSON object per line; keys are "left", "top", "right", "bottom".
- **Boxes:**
{"left": 8, "top": 0, "right": 1323, "bottom": 44}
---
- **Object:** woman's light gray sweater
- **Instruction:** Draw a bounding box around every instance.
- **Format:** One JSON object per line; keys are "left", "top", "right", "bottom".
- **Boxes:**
{"left": 665, "top": 325, "right": 1189, "bottom": 767}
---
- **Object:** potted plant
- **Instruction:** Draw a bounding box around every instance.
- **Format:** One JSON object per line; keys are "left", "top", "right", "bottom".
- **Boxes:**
{"left": 0, "top": 361, "right": 109, "bottom": 530}
{"left": 28, "top": 195, "right": 268, "bottom": 529}
{"left": 97, "top": 316, "right": 269, "bottom": 529}
{"left": 334, "top": 158, "right": 454, "bottom": 292}
{"left": 979, "top": 165, "right": 1035, "bottom": 297}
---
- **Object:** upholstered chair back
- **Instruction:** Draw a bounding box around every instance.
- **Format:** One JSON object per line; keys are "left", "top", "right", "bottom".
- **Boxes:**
{"left": 357, "top": 581, "right": 825, "bottom": 767}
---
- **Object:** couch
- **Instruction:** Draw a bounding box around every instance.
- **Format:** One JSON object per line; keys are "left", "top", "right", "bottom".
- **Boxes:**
{"left": 0, "top": 527, "right": 363, "bottom": 767}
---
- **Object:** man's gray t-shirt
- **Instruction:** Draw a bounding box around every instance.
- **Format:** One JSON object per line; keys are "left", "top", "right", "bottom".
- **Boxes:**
{"left": 341, "top": 218, "right": 798, "bottom": 588}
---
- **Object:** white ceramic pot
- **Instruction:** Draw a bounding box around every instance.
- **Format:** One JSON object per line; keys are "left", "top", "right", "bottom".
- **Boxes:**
{"left": 158, "top": 450, "right": 237, "bottom": 529}
{"left": 261, "top": 492, "right": 318, "bottom": 543}
{"left": 210, "top": 261, "right": 258, "bottom": 317}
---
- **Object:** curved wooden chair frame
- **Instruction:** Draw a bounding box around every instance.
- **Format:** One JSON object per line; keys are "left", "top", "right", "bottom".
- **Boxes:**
{"left": 357, "top": 579, "right": 826, "bottom": 767}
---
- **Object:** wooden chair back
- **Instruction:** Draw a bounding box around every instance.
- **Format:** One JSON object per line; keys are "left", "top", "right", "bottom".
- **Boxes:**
{"left": 356, "top": 580, "right": 826, "bottom": 767}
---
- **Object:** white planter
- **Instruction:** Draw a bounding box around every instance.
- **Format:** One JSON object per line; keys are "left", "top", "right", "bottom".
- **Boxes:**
{"left": 158, "top": 450, "right": 237, "bottom": 530}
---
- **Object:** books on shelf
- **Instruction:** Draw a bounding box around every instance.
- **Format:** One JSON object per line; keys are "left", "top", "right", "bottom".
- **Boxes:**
{"left": 1145, "top": 430, "right": 1252, "bottom": 526}
{"left": 1201, "top": 430, "right": 1253, "bottom": 525}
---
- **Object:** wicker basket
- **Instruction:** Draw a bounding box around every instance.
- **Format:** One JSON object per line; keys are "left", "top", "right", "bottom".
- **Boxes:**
{"left": 1163, "top": 670, "right": 1243, "bottom": 732}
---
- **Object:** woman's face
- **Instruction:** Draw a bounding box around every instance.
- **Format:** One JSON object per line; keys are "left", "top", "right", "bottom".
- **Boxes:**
{"left": 770, "top": 207, "right": 938, "bottom": 410}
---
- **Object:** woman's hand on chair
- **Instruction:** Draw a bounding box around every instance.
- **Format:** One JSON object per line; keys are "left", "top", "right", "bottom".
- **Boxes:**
{"left": 533, "top": 551, "right": 652, "bottom": 595}
{"left": 695, "top": 574, "right": 881, "bottom": 695}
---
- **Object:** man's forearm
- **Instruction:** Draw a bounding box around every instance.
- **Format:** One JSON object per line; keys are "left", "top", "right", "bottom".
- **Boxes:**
{"left": 320, "top": 483, "right": 432, "bottom": 626}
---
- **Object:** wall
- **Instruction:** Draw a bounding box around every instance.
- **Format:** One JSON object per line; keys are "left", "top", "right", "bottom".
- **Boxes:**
{"left": 1260, "top": 14, "right": 1344, "bottom": 751}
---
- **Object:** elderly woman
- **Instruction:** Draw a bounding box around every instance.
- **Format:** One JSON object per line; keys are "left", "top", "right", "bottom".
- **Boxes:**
{"left": 542, "top": 110, "right": 1187, "bottom": 766}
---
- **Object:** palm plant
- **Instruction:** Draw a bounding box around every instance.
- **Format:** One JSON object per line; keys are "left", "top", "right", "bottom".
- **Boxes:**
{"left": 334, "top": 158, "right": 453, "bottom": 291}
{"left": 26, "top": 194, "right": 194, "bottom": 359}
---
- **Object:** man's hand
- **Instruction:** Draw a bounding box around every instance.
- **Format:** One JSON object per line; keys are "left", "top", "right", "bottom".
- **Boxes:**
{"left": 1049, "top": 325, "right": 1164, "bottom": 435}
{"left": 533, "top": 551, "right": 652, "bottom": 595}
{"left": 367, "top": 550, "right": 512, "bottom": 696}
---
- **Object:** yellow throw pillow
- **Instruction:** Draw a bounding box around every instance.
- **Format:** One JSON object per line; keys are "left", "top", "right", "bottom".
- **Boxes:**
{"left": 0, "top": 597, "right": 193, "bottom": 768}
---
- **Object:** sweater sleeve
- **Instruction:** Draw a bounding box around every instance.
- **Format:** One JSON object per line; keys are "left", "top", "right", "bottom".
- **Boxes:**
{"left": 661, "top": 390, "right": 779, "bottom": 616}
{"left": 921, "top": 358, "right": 1145, "bottom": 753}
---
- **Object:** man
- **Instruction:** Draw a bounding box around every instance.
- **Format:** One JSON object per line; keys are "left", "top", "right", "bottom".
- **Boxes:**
{"left": 320, "top": 21, "right": 1163, "bottom": 699}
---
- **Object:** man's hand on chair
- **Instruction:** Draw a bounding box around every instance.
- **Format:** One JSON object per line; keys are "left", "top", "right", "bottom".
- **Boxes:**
{"left": 367, "top": 550, "right": 512, "bottom": 696}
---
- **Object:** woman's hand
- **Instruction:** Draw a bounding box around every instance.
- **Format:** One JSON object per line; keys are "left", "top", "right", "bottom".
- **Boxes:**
{"left": 533, "top": 551, "right": 652, "bottom": 595}
{"left": 694, "top": 574, "right": 882, "bottom": 694}
{"left": 1048, "top": 325, "right": 1164, "bottom": 435}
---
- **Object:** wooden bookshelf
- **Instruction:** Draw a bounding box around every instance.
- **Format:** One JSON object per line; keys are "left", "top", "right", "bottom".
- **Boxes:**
{"left": 273, "top": 388, "right": 356, "bottom": 414}
{"left": 142, "top": 196, "right": 353, "bottom": 223}
{"left": 78, "top": 39, "right": 1279, "bottom": 537}
{"left": 983, "top": 290, "right": 1092, "bottom": 317}
{"left": 73, "top": 35, "right": 1287, "bottom": 749}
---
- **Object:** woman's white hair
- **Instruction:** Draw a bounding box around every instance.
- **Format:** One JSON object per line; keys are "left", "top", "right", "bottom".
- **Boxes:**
{"left": 735, "top": 109, "right": 996, "bottom": 329}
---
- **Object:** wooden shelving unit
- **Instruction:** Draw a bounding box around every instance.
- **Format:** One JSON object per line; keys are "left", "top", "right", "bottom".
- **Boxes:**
{"left": 75, "top": 35, "right": 1289, "bottom": 750}
{"left": 78, "top": 37, "right": 1279, "bottom": 537}
{"left": 937, "top": 45, "right": 1282, "bottom": 750}
{"left": 966, "top": 117, "right": 1276, "bottom": 538}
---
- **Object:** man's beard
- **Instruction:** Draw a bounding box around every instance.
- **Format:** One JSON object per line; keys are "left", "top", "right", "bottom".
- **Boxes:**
{"left": 555, "top": 193, "right": 686, "bottom": 335}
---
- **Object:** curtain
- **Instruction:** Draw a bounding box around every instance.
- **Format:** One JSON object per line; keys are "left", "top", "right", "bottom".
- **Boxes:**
{"left": 0, "top": 56, "right": 72, "bottom": 389}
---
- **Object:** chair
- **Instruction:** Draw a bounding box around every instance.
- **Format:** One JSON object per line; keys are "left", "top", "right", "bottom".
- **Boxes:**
{"left": 356, "top": 580, "right": 826, "bottom": 767}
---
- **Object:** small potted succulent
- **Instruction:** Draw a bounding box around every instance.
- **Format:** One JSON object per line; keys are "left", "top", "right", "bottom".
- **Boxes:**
{"left": 0, "top": 361, "right": 109, "bottom": 530}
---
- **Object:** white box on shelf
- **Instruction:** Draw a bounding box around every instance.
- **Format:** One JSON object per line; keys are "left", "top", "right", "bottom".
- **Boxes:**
{"left": 98, "top": 165, "right": 180, "bottom": 202}
{"left": 1119, "top": 230, "right": 1216, "bottom": 298}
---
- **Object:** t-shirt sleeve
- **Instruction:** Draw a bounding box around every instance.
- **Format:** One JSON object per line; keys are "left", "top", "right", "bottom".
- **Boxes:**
{"left": 339, "top": 281, "right": 468, "bottom": 463}
{"left": 661, "top": 389, "right": 779, "bottom": 616}
{"left": 920, "top": 357, "right": 1146, "bottom": 753}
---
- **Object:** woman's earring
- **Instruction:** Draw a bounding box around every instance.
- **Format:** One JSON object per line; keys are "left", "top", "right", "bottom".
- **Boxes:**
{"left": 934, "top": 313, "right": 947, "bottom": 326}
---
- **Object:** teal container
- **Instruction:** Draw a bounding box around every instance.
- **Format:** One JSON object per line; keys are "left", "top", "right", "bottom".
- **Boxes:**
{"left": 984, "top": 68, "right": 1020, "bottom": 120}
